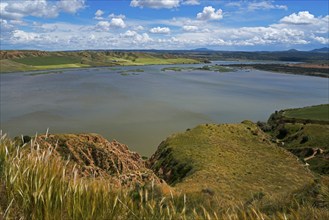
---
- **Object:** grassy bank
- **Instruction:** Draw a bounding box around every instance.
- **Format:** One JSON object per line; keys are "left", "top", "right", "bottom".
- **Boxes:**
{"left": 0, "top": 51, "right": 200, "bottom": 73}
{"left": 1, "top": 132, "right": 328, "bottom": 219}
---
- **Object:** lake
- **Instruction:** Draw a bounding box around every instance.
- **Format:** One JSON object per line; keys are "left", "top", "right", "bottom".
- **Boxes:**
{"left": 1, "top": 62, "right": 328, "bottom": 156}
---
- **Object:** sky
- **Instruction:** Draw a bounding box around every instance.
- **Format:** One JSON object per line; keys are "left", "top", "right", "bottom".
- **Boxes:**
{"left": 0, "top": 0, "right": 328, "bottom": 51}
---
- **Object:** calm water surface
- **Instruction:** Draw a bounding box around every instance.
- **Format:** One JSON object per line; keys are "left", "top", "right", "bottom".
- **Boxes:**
{"left": 1, "top": 62, "right": 328, "bottom": 156}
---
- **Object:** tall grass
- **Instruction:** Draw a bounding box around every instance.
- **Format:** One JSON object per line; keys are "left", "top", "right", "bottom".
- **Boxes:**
{"left": 0, "top": 133, "right": 328, "bottom": 219}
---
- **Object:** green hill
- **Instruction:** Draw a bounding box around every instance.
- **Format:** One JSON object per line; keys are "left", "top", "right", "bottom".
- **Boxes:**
{"left": 149, "top": 121, "right": 314, "bottom": 203}
{"left": 267, "top": 104, "right": 329, "bottom": 175}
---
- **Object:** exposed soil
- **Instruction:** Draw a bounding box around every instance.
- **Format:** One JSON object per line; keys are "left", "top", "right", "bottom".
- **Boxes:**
{"left": 24, "top": 133, "right": 169, "bottom": 189}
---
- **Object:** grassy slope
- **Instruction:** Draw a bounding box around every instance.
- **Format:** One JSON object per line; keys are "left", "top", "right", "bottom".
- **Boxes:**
{"left": 150, "top": 121, "right": 314, "bottom": 203}
{"left": 0, "top": 59, "right": 36, "bottom": 72}
{"left": 267, "top": 104, "right": 329, "bottom": 175}
{"left": 1, "top": 133, "right": 329, "bottom": 219}
{"left": 283, "top": 104, "right": 329, "bottom": 121}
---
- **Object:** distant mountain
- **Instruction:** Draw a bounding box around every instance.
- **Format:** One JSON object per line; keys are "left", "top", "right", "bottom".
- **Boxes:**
{"left": 310, "top": 47, "right": 329, "bottom": 53}
{"left": 192, "top": 48, "right": 214, "bottom": 51}
{"left": 286, "top": 49, "right": 299, "bottom": 52}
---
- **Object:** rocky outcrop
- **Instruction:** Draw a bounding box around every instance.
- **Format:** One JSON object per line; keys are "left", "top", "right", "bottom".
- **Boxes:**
{"left": 25, "top": 133, "right": 168, "bottom": 189}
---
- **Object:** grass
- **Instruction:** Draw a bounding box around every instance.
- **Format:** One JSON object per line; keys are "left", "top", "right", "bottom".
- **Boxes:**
{"left": 283, "top": 104, "right": 329, "bottom": 121}
{"left": 266, "top": 104, "right": 329, "bottom": 175}
{"left": 149, "top": 121, "right": 315, "bottom": 202}
{"left": 14, "top": 56, "right": 81, "bottom": 66}
{"left": 1, "top": 51, "right": 201, "bottom": 73}
{"left": 0, "top": 132, "right": 329, "bottom": 219}
{"left": 0, "top": 59, "right": 36, "bottom": 73}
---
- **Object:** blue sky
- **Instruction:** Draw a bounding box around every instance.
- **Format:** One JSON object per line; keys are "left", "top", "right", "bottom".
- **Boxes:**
{"left": 0, "top": 0, "right": 328, "bottom": 51}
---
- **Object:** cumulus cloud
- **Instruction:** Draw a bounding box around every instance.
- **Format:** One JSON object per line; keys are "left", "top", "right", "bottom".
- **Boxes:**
{"left": 121, "top": 30, "right": 138, "bottom": 37}
{"left": 0, "top": 0, "right": 85, "bottom": 21}
{"left": 94, "top": 9, "right": 104, "bottom": 20}
{"left": 96, "top": 18, "right": 126, "bottom": 31}
{"left": 11, "top": 30, "right": 41, "bottom": 43}
{"left": 247, "top": 1, "right": 287, "bottom": 11}
{"left": 130, "top": 0, "right": 180, "bottom": 9}
{"left": 149, "top": 26, "right": 171, "bottom": 34}
{"left": 182, "top": 25, "right": 198, "bottom": 32}
{"left": 197, "top": 6, "right": 223, "bottom": 20}
{"left": 280, "top": 11, "right": 317, "bottom": 25}
{"left": 120, "top": 30, "right": 153, "bottom": 44}
{"left": 111, "top": 18, "right": 126, "bottom": 28}
{"left": 96, "top": 21, "right": 111, "bottom": 31}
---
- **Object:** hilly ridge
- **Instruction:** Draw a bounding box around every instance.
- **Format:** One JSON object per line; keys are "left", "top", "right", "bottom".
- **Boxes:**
{"left": 149, "top": 121, "right": 314, "bottom": 202}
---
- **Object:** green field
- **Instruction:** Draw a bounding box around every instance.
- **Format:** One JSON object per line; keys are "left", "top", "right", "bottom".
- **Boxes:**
{"left": 283, "top": 104, "right": 329, "bottom": 121}
{"left": 14, "top": 55, "right": 82, "bottom": 66}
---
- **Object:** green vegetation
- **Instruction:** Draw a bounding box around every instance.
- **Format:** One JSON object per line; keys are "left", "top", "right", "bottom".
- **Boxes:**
{"left": 27, "top": 71, "right": 64, "bottom": 76}
{"left": 161, "top": 65, "right": 234, "bottom": 72}
{"left": 161, "top": 67, "right": 194, "bottom": 71}
{"left": 14, "top": 55, "right": 81, "bottom": 66}
{"left": 263, "top": 104, "right": 329, "bottom": 175}
{"left": 0, "top": 50, "right": 200, "bottom": 73}
{"left": 0, "top": 59, "right": 36, "bottom": 73}
{"left": 196, "top": 65, "right": 233, "bottom": 72}
{"left": 150, "top": 122, "right": 314, "bottom": 201}
{"left": 227, "top": 64, "right": 329, "bottom": 78}
{"left": 1, "top": 133, "right": 329, "bottom": 219}
{"left": 283, "top": 104, "right": 329, "bottom": 121}
{"left": 119, "top": 69, "right": 145, "bottom": 76}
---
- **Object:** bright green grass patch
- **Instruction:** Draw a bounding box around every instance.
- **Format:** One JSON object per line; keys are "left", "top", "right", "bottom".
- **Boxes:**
{"left": 134, "top": 57, "right": 199, "bottom": 65}
{"left": 14, "top": 56, "right": 81, "bottom": 66}
{"left": 34, "top": 63, "right": 90, "bottom": 70}
{"left": 283, "top": 104, "right": 329, "bottom": 121}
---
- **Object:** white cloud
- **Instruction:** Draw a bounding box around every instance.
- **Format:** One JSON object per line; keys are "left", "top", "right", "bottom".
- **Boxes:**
{"left": 130, "top": 0, "right": 180, "bottom": 9}
{"left": 120, "top": 30, "right": 153, "bottom": 44}
{"left": 150, "top": 26, "right": 171, "bottom": 34}
{"left": 247, "top": 1, "right": 287, "bottom": 11}
{"left": 109, "top": 13, "right": 126, "bottom": 19}
{"left": 312, "top": 36, "right": 329, "bottom": 44}
{"left": 134, "top": 25, "right": 144, "bottom": 31}
{"left": 182, "top": 25, "right": 198, "bottom": 32}
{"left": 95, "top": 18, "right": 126, "bottom": 31}
{"left": 57, "top": 0, "right": 85, "bottom": 14}
{"left": 111, "top": 18, "right": 126, "bottom": 28}
{"left": 0, "top": 19, "right": 14, "bottom": 32}
{"left": 96, "top": 21, "right": 111, "bottom": 31}
{"left": 182, "top": 0, "right": 200, "bottom": 5}
{"left": 121, "top": 30, "right": 138, "bottom": 37}
{"left": 11, "top": 29, "right": 40, "bottom": 43}
{"left": 94, "top": 9, "right": 104, "bottom": 20}
{"left": 0, "top": 0, "right": 85, "bottom": 21}
{"left": 280, "top": 11, "right": 317, "bottom": 25}
{"left": 197, "top": 6, "right": 223, "bottom": 21}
